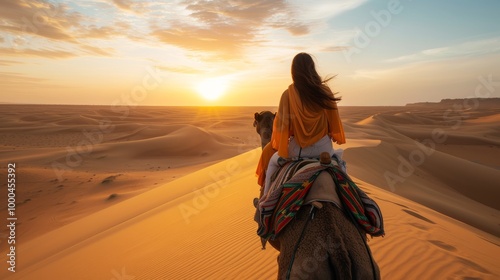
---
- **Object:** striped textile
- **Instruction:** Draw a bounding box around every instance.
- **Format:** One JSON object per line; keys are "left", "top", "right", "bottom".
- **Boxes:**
{"left": 256, "top": 158, "right": 384, "bottom": 241}
{"left": 325, "top": 166, "right": 385, "bottom": 237}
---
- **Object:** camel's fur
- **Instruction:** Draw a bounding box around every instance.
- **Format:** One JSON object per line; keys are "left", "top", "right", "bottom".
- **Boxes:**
{"left": 254, "top": 111, "right": 380, "bottom": 279}
{"left": 276, "top": 202, "right": 380, "bottom": 279}
{"left": 254, "top": 111, "right": 275, "bottom": 149}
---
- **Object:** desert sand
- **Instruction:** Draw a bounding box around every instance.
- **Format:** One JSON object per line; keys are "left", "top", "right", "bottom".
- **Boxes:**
{"left": 0, "top": 101, "right": 499, "bottom": 279}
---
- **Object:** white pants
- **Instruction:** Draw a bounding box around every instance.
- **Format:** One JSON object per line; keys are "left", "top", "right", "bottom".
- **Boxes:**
{"left": 263, "top": 135, "right": 344, "bottom": 195}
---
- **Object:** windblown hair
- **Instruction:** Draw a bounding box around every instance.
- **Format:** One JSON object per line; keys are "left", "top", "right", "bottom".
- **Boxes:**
{"left": 291, "top": 52, "right": 341, "bottom": 110}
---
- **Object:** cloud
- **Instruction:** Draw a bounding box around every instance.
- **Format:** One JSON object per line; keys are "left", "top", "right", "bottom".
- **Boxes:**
{"left": 185, "top": 0, "right": 289, "bottom": 23}
{"left": 157, "top": 65, "right": 204, "bottom": 74}
{"left": 80, "top": 25, "right": 121, "bottom": 39}
{"left": 321, "top": 46, "right": 351, "bottom": 52}
{"left": 151, "top": 0, "right": 312, "bottom": 60}
{"left": 0, "top": 0, "right": 369, "bottom": 63}
{"left": 80, "top": 44, "right": 114, "bottom": 56}
{"left": 0, "top": 59, "right": 22, "bottom": 66}
{"left": 387, "top": 38, "right": 500, "bottom": 63}
{"left": 111, "top": 0, "right": 133, "bottom": 10}
{"left": 302, "top": 0, "right": 368, "bottom": 19}
{"left": 152, "top": 22, "right": 252, "bottom": 60}
{"left": 0, "top": 71, "right": 47, "bottom": 86}
{"left": 268, "top": 22, "right": 310, "bottom": 36}
{"left": 0, "top": 0, "right": 80, "bottom": 42}
{"left": 349, "top": 67, "right": 399, "bottom": 80}
{"left": 109, "top": 0, "right": 148, "bottom": 13}
{"left": 0, "top": 46, "right": 75, "bottom": 58}
{"left": 0, "top": 0, "right": 128, "bottom": 40}
{"left": 0, "top": 0, "right": 119, "bottom": 58}
{"left": 75, "top": 20, "right": 133, "bottom": 41}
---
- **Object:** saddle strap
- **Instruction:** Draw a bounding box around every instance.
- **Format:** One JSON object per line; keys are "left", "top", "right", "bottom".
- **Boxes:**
{"left": 285, "top": 203, "right": 319, "bottom": 280}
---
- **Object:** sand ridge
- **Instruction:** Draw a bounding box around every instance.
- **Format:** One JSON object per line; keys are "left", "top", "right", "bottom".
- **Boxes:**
{"left": 0, "top": 150, "right": 498, "bottom": 279}
{"left": 0, "top": 102, "right": 499, "bottom": 279}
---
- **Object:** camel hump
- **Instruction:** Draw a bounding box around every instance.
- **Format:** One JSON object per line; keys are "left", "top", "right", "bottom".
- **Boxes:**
{"left": 320, "top": 152, "right": 331, "bottom": 165}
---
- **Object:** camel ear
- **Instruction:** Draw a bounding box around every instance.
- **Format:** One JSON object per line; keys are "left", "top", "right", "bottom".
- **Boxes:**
{"left": 254, "top": 112, "right": 261, "bottom": 121}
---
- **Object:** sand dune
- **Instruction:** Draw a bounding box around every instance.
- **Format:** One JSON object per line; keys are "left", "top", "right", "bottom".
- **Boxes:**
{"left": 343, "top": 102, "right": 500, "bottom": 236}
{"left": 1, "top": 150, "right": 498, "bottom": 280}
{"left": 99, "top": 125, "right": 241, "bottom": 159}
{"left": 0, "top": 102, "right": 499, "bottom": 279}
{"left": 0, "top": 105, "right": 271, "bottom": 243}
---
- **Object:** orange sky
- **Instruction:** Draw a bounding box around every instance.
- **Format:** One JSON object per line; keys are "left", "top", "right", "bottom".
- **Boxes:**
{"left": 1, "top": 0, "right": 499, "bottom": 106}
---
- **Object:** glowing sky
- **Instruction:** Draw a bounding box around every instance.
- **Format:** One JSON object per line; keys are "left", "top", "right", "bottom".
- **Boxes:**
{"left": 1, "top": 0, "right": 499, "bottom": 106}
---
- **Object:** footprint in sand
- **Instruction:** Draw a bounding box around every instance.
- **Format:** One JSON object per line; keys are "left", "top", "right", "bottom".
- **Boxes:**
{"left": 426, "top": 239, "right": 491, "bottom": 275}
{"left": 376, "top": 197, "right": 410, "bottom": 209}
{"left": 408, "top": 222, "right": 429, "bottom": 231}
{"left": 107, "top": 193, "right": 119, "bottom": 201}
{"left": 101, "top": 174, "right": 122, "bottom": 184}
{"left": 402, "top": 209, "right": 436, "bottom": 224}
{"left": 428, "top": 240, "right": 457, "bottom": 252}
{"left": 457, "top": 257, "right": 491, "bottom": 274}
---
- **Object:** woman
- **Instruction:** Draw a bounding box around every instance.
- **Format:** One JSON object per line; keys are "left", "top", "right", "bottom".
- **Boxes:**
{"left": 256, "top": 52, "right": 346, "bottom": 195}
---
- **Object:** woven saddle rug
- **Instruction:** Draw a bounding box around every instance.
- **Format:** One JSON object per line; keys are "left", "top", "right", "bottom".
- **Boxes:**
{"left": 256, "top": 158, "right": 385, "bottom": 241}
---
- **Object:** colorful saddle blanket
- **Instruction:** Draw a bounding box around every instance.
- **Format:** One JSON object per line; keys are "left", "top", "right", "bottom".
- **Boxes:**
{"left": 256, "top": 158, "right": 385, "bottom": 241}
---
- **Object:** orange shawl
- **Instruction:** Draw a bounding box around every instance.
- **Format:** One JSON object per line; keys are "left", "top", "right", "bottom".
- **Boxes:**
{"left": 272, "top": 84, "right": 345, "bottom": 158}
{"left": 255, "top": 84, "right": 345, "bottom": 186}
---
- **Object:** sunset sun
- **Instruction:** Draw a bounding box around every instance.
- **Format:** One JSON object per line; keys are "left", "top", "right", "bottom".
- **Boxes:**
{"left": 196, "top": 77, "right": 229, "bottom": 101}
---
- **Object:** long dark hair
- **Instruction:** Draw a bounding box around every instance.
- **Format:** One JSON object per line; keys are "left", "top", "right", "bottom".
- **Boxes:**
{"left": 291, "top": 52, "right": 340, "bottom": 110}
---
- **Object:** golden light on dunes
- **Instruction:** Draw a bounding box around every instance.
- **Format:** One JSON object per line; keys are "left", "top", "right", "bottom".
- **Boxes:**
{"left": 196, "top": 77, "right": 229, "bottom": 101}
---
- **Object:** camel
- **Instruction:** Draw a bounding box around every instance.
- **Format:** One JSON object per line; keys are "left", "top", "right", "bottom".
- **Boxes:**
{"left": 253, "top": 111, "right": 276, "bottom": 149}
{"left": 253, "top": 111, "right": 381, "bottom": 280}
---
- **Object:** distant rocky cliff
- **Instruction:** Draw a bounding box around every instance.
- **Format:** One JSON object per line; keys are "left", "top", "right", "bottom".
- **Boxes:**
{"left": 406, "top": 98, "right": 500, "bottom": 108}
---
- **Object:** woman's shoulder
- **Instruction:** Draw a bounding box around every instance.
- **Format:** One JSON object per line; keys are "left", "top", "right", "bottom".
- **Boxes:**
{"left": 282, "top": 84, "right": 296, "bottom": 97}
{"left": 280, "top": 87, "right": 290, "bottom": 99}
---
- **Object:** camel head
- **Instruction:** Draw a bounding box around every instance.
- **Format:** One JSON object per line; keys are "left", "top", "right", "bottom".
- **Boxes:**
{"left": 253, "top": 111, "right": 276, "bottom": 149}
